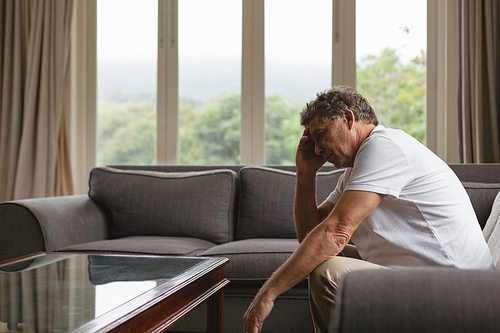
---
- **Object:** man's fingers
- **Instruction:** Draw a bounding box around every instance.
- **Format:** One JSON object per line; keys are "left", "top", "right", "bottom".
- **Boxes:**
{"left": 298, "top": 132, "right": 314, "bottom": 151}
{"left": 243, "top": 309, "right": 264, "bottom": 333}
{"left": 298, "top": 135, "right": 308, "bottom": 147}
{"left": 299, "top": 128, "right": 310, "bottom": 144}
{"left": 243, "top": 297, "right": 274, "bottom": 333}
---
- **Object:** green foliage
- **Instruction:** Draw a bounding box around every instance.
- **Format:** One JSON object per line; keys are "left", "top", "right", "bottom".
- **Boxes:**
{"left": 97, "top": 100, "right": 156, "bottom": 166}
{"left": 178, "top": 98, "right": 202, "bottom": 164}
{"left": 265, "top": 94, "right": 304, "bottom": 165}
{"left": 178, "top": 93, "right": 304, "bottom": 165}
{"left": 97, "top": 48, "right": 426, "bottom": 166}
{"left": 357, "top": 48, "right": 426, "bottom": 143}
{"left": 179, "top": 93, "right": 241, "bottom": 165}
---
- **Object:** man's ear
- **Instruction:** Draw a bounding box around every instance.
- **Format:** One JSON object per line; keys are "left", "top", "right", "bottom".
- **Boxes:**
{"left": 343, "top": 110, "right": 356, "bottom": 129}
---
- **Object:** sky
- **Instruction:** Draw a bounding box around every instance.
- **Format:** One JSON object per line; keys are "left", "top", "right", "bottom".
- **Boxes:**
{"left": 97, "top": 0, "right": 427, "bottom": 66}
{"left": 356, "top": 0, "right": 427, "bottom": 64}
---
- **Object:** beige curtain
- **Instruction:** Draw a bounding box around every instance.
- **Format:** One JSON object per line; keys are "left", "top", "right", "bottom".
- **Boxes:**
{"left": 458, "top": 0, "right": 500, "bottom": 163}
{"left": 0, "top": 0, "right": 74, "bottom": 201}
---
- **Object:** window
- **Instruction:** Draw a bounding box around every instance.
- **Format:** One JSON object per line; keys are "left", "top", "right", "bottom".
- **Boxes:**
{"left": 83, "top": 0, "right": 430, "bottom": 181}
{"left": 96, "top": 0, "right": 158, "bottom": 166}
{"left": 178, "top": 0, "right": 242, "bottom": 165}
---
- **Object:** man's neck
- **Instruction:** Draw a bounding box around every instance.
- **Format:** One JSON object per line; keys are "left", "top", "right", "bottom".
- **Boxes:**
{"left": 356, "top": 123, "right": 377, "bottom": 146}
{"left": 347, "top": 123, "right": 377, "bottom": 167}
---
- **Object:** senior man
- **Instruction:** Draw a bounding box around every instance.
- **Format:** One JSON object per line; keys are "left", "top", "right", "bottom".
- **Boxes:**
{"left": 243, "top": 85, "right": 493, "bottom": 333}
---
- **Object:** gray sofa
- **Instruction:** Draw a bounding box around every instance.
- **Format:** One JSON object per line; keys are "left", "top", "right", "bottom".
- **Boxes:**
{"left": 1, "top": 163, "right": 500, "bottom": 333}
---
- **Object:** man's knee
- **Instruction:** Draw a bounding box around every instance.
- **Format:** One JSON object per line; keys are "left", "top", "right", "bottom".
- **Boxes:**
{"left": 309, "top": 257, "right": 389, "bottom": 333}
{"left": 310, "top": 257, "right": 348, "bottom": 291}
{"left": 310, "top": 256, "right": 386, "bottom": 293}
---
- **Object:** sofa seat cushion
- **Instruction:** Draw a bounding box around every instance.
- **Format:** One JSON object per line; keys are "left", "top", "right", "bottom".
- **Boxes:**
{"left": 200, "top": 238, "right": 300, "bottom": 281}
{"left": 88, "top": 167, "right": 237, "bottom": 244}
{"left": 237, "top": 166, "right": 345, "bottom": 239}
{"left": 56, "top": 236, "right": 216, "bottom": 256}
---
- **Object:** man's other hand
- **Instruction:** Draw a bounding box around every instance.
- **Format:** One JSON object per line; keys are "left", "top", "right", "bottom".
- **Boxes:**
{"left": 243, "top": 293, "right": 274, "bottom": 333}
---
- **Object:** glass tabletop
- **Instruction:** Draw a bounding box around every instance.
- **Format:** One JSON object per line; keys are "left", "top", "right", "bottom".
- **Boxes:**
{"left": 0, "top": 253, "right": 208, "bottom": 333}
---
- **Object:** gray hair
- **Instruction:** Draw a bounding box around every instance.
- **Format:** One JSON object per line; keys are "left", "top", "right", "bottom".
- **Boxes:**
{"left": 300, "top": 85, "right": 379, "bottom": 126}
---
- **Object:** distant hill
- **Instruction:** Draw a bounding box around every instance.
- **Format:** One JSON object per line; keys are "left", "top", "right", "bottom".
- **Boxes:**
{"left": 98, "top": 60, "right": 330, "bottom": 102}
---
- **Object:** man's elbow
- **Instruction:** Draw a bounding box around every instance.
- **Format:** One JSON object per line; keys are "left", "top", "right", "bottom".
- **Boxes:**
{"left": 324, "top": 225, "right": 350, "bottom": 253}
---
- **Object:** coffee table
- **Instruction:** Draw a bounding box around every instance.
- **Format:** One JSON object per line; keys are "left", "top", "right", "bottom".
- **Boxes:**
{"left": 0, "top": 253, "right": 229, "bottom": 332}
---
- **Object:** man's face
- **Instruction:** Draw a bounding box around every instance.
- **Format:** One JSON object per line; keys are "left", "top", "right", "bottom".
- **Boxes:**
{"left": 307, "top": 114, "right": 355, "bottom": 168}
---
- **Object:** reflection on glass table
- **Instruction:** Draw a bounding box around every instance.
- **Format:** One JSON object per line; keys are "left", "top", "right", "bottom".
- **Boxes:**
{"left": 0, "top": 253, "right": 207, "bottom": 333}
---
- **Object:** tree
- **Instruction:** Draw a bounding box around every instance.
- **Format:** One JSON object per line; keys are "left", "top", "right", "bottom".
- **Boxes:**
{"left": 97, "top": 100, "right": 156, "bottom": 166}
{"left": 97, "top": 48, "right": 426, "bottom": 166}
{"left": 180, "top": 93, "right": 241, "bottom": 165}
{"left": 179, "top": 93, "right": 305, "bottom": 165}
{"left": 357, "top": 48, "right": 426, "bottom": 143}
{"left": 178, "top": 98, "right": 202, "bottom": 164}
{"left": 265, "top": 94, "right": 304, "bottom": 165}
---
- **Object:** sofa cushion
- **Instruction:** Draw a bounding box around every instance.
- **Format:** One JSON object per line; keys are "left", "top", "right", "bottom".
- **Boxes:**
{"left": 89, "top": 167, "right": 237, "bottom": 244}
{"left": 483, "top": 191, "right": 500, "bottom": 269}
{"left": 237, "top": 166, "right": 345, "bottom": 239}
{"left": 200, "top": 238, "right": 300, "bottom": 281}
{"left": 462, "top": 182, "right": 500, "bottom": 229}
{"left": 57, "top": 236, "right": 216, "bottom": 256}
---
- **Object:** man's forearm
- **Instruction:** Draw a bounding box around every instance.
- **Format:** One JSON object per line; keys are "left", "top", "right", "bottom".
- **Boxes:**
{"left": 257, "top": 220, "right": 345, "bottom": 303}
{"left": 294, "top": 170, "right": 322, "bottom": 243}
{"left": 243, "top": 221, "right": 343, "bottom": 332}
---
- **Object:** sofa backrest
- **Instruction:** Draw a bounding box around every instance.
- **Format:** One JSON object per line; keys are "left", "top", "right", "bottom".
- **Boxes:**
{"left": 450, "top": 164, "right": 500, "bottom": 229}
{"left": 99, "top": 164, "right": 500, "bottom": 238}
{"left": 88, "top": 167, "right": 238, "bottom": 244}
{"left": 236, "top": 166, "right": 345, "bottom": 240}
{"left": 107, "top": 164, "right": 338, "bottom": 239}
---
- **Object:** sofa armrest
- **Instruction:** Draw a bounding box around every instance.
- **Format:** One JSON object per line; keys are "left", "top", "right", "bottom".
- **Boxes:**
{"left": 0, "top": 195, "right": 108, "bottom": 262}
{"left": 333, "top": 268, "right": 500, "bottom": 333}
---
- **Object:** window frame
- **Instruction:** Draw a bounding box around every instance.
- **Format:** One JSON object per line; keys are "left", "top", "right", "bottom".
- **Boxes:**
{"left": 157, "top": 0, "right": 178, "bottom": 165}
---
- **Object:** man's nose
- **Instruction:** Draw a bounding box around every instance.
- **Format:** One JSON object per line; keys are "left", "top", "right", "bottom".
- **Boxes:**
{"left": 315, "top": 144, "right": 324, "bottom": 156}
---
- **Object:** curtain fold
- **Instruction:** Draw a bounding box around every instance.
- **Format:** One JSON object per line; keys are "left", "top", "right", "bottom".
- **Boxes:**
{"left": 458, "top": 0, "right": 500, "bottom": 163}
{"left": 0, "top": 0, "right": 74, "bottom": 201}
{"left": 0, "top": 0, "right": 26, "bottom": 202}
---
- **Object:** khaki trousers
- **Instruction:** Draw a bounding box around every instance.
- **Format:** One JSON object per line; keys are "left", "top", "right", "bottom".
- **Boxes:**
{"left": 308, "top": 245, "right": 389, "bottom": 333}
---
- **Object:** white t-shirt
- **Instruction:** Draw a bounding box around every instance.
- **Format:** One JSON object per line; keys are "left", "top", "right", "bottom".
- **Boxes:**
{"left": 327, "top": 125, "right": 494, "bottom": 269}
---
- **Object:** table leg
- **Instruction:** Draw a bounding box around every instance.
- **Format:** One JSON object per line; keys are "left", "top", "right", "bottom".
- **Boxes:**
{"left": 207, "top": 288, "right": 224, "bottom": 333}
